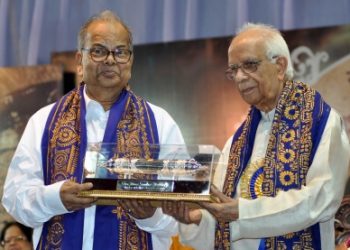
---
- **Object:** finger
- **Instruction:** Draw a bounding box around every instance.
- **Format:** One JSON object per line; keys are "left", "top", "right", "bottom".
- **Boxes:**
{"left": 197, "top": 201, "right": 213, "bottom": 208}
{"left": 136, "top": 199, "right": 151, "bottom": 210}
{"left": 199, "top": 201, "right": 216, "bottom": 210}
{"left": 135, "top": 200, "right": 156, "bottom": 217}
{"left": 198, "top": 201, "right": 223, "bottom": 219}
{"left": 161, "top": 201, "right": 175, "bottom": 215}
{"left": 79, "top": 182, "right": 94, "bottom": 191}
{"left": 61, "top": 181, "right": 93, "bottom": 195}
{"left": 61, "top": 182, "right": 96, "bottom": 211}
{"left": 127, "top": 199, "right": 139, "bottom": 209}
{"left": 177, "top": 203, "right": 202, "bottom": 224}
{"left": 188, "top": 209, "right": 202, "bottom": 225}
{"left": 116, "top": 200, "right": 128, "bottom": 213}
{"left": 119, "top": 199, "right": 148, "bottom": 218}
{"left": 75, "top": 196, "right": 97, "bottom": 205}
{"left": 182, "top": 203, "right": 192, "bottom": 222}
{"left": 210, "top": 185, "right": 231, "bottom": 202}
{"left": 130, "top": 200, "right": 148, "bottom": 215}
{"left": 63, "top": 196, "right": 96, "bottom": 211}
{"left": 140, "top": 200, "right": 154, "bottom": 209}
{"left": 118, "top": 199, "right": 132, "bottom": 212}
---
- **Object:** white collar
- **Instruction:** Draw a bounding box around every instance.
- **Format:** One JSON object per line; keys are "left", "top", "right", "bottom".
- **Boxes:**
{"left": 260, "top": 108, "right": 275, "bottom": 122}
{"left": 83, "top": 85, "right": 108, "bottom": 121}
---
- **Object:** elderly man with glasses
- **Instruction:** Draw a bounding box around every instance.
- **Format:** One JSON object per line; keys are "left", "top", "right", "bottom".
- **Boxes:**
{"left": 164, "top": 23, "right": 350, "bottom": 249}
{"left": 2, "top": 10, "right": 185, "bottom": 250}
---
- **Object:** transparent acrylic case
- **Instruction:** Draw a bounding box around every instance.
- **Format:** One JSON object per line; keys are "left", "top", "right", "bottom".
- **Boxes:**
{"left": 79, "top": 143, "right": 221, "bottom": 205}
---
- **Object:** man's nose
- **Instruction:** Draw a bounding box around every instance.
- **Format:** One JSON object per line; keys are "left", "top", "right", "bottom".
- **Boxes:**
{"left": 104, "top": 52, "right": 117, "bottom": 65}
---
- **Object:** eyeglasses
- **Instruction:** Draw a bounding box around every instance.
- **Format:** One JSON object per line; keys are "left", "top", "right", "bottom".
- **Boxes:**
{"left": 1, "top": 235, "right": 27, "bottom": 246}
{"left": 225, "top": 59, "right": 262, "bottom": 81}
{"left": 82, "top": 45, "right": 132, "bottom": 64}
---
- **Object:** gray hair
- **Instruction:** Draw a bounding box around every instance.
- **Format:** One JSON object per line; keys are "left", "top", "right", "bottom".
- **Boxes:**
{"left": 236, "top": 23, "right": 294, "bottom": 80}
{"left": 77, "top": 10, "right": 133, "bottom": 50}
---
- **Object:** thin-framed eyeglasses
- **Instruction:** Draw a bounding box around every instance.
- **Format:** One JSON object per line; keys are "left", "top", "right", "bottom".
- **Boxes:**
{"left": 225, "top": 59, "right": 262, "bottom": 81}
{"left": 1, "top": 235, "right": 27, "bottom": 246}
{"left": 81, "top": 45, "right": 132, "bottom": 64}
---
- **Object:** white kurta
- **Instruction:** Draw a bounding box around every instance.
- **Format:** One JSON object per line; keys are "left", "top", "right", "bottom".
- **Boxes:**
{"left": 179, "top": 109, "right": 350, "bottom": 250}
{"left": 2, "top": 87, "right": 185, "bottom": 250}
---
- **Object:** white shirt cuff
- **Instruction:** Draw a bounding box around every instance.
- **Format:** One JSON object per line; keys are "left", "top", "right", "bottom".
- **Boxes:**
{"left": 43, "top": 180, "right": 69, "bottom": 214}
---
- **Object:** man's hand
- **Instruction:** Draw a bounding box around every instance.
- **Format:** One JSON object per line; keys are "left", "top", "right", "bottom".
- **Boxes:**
{"left": 117, "top": 199, "right": 156, "bottom": 219}
{"left": 162, "top": 201, "right": 202, "bottom": 225}
{"left": 60, "top": 181, "right": 96, "bottom": 211}
{"left": 199, "top": 185, "right": 239, "bottom": 222}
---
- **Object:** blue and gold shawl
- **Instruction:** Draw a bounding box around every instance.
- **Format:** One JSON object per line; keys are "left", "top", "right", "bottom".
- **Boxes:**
{"left": 215, "top": 81, "right": 330, "bottom": 249}
{"left": 39, "top": 83, "right": 158, "bottom": 249}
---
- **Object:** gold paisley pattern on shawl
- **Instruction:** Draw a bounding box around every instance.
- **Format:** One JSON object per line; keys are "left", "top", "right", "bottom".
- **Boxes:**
{"left": 46, "top": 91, "right": 81, "bottom": 184}
{"left": 115, "top": 92, "right": 158, "bottom": 185}
{"left": 42, "top": 87, "right": 155, "bottom": 250}
{"left": 42, "top": 90, "right": 84, "bottom": 249}
{"left": 216, "top": 81, "right": 321, "bottom": 249}
{"left": 115, "top": 93, "right": 155, "bottom": 159}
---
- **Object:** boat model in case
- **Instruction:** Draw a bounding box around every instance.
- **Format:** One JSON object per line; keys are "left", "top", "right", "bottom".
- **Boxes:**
{"left": 79, "top": 143, "right": 221, "bottom": 205}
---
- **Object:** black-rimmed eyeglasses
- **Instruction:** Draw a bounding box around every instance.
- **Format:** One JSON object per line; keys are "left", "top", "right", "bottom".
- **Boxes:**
{"left": 81, "top": 45, "right": 132, "bottom": 64}
{"left": 225, "top": 59, "right": 262, "bottom": 81}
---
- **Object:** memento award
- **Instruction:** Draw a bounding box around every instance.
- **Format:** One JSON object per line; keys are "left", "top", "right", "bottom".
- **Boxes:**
{"left": 79, "top": 143, "right": 220, "bottom": 205}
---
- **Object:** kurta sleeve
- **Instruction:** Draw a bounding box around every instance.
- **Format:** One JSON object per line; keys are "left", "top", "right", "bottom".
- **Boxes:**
{"left": 2, "top": 105, "right": 68, "bottom": 228}
{"left": 230, "top": 110, "right": 350, "bottom": 241}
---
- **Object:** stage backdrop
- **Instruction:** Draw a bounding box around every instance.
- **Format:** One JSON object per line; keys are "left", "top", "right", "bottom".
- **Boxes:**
{"left": 0, "top": 65, "right": 62, "bottom": 229}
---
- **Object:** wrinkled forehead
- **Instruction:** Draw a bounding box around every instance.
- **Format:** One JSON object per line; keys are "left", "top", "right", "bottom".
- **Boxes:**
{"left": 85, "top": 20, "right": 130, "bottom": 46}
{"left": 228, "top": 31, "right": 267, "bottom": 62}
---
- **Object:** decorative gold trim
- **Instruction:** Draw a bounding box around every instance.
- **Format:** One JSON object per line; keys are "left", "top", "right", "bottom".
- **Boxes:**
{"left": 79, "top": 190, "right": 215, "bottom": 205}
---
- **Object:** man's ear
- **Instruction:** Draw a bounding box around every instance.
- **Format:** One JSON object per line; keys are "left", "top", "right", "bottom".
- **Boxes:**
{"left": 275, "top": 56, "right": 288, "bottom": 81}
{"left": 75, "top": 52, "right": 83, "bottom": 78}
